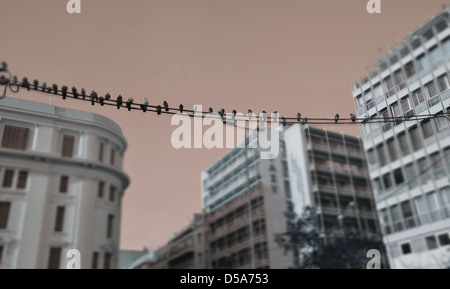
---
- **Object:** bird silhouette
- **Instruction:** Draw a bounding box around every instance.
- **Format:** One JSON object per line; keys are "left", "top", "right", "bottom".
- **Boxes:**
{"left": 208, "top": 107, "right": 213, "bottom": 113}
{"left": 297, "top": 113, "right": 301, "bottom": 122}
{"left": 72, "top": 87, "right": 79, "bottom": 98}
{"left": 99, "top": 96, "right": 105, "bottom": 106}
{"left": 105, "top": 93, "right": 111, "bottom": 100}
{"left": 335, "top": 114, "right": 340, "bottom": 123}
{"left": 33, "top": 80, "right": 39, "bottom": 90}
{"left": 157, "top": 105, "right": 162, "bottom": 115}
{"left": 179, "top": 104, "right": 184, "bottom": 113}
{"left": 140, "top": 97, "right": 149, "bottom": 112}
{"left": 350, "top": 113, "right": 356, "bottom": 122}
{"left": 302, "top": 117, "right": 308, "bottom": 125}
{"left": 248, "top": 109, "right": 253, "bottom": 120}
{"left": 126, "top": 98, "right": 134, "bottom": 111}
{"left": 163, "top": 101, "right": 169, "bottom": 111}
{"left": 52, "top": 84, "right": 58, "bottom": 94}
{"left": 61, "top": 86, "right": 68, "bottom": 99}
{"left": 22, "top": 77, "right": 30, "bottom": 91}
{"left": 117, "top": 95, "right": 123, "bottom": 109}
{"left": 81, "top": 88, "right": 86, "bottom": 100}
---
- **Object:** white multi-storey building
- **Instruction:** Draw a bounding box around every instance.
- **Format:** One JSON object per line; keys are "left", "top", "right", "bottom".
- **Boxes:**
{"left": 201, "top": 125, "right": 379, "bottom": 269}
{"left": 352, "top": 5, "right": 450, "bottom": 268}
{"left": 0, "top": 97, "right": 129, "bottom": 269}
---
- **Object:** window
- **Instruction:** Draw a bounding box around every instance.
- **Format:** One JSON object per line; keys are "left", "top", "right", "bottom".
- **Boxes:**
{"left": 423, "top": 30, "right": 434, "bottom": 41}
{"left": 438, "top": 74, "right": 450, "bottom": 92}
{"left": 16, "top": 171, "right": 28, "bottom": 189}
{"left": 428, "top": 46, "right": 440, "bottom": 65}
{"left": 98, "top": 181, "right": 104, "bottom": 198}
{"left": 409, "top": 126, "right": 423, "bottom": 151}
{"left": 393, "top": 168, "right": 404, "bottom": 185}
{"left": 434, "top": 114, "right": 449, "bottom": 132}
{"left": 107, "top": 214, "right": 114, "bottom": 238}
{"left": 411, "top": 89, "right": 425, "bottom": 106}
{"left": 48, "top": 247, "right": 62, "bottom": 269}
{"left": 92, "top": 252, "right": 99, "bottom": 269}
{"left": 0, "top": 245, "right": 3, "bottom": 266}
{"left": 373, "top": 178, "right": 382, "bottom": 193}
{"left": 377, "top": 145, "right": 386, "bottom": 166}
{"left": 59, "top": 176, "right": 69, "bottom": 193}
{"left": 431, "top": 153, "right": 445, "bottom": 179}
{"left": 418, "top": 158, "right": 430, "bottom": 185}
{"left": 383, "top": 173, "right": 392, "bottom": 190}
{"left": 415, "top": 196, "right": 429, "bottom": 225}
{"left": 400, "top": 97, "right": 413, "bottom": 114}
{"left": 54, "top": 206, "right": 65, "bottom": 232}
{"left": 401, "top": 200, "right": 415, "bottom": 229}
{"left": 440, "top": 187, "right": 450, "bottom": 217}
{"left": 391, "top": 103, "right": 402, "bottom": 118}
{"left": 271, "top": 174, "right": 277, "bottom": 183}
{"left": 426, "top": 82, "right": 438, "bottom": 98}
{"left": 62, "top": 135, "right": 75, "bottom": 158}
{"left": 383, "top": 76, "right": 395, "bottom": 97}
{"left": 367, "top": 149, "right": 376, "bottom": 165}
{"left": 444, "top": 37, "right": 450, "bottom": 55}
{"left": 394, "top": 69, "right": 405, "bottom": 90}
{"left": 1, "top": 125, "right": 29, "bottom": 150}
{"left": 436, "top": 20, "right": 448, "bottom": 32}
{"left": 425, "top": 235, "right": 438, "bottom": 250}
{"left": 427, "top": 192, "right": 440, "bottom": 222}
{"left": 109, "top": 186, "right": 116, "bottom": 202}
{"left": 284, "top": 180, "right": 291, "bottom": 199}
{"left": 401, "top": 243, "right": 412, "bottom": 255}
{"left": 421, "top": 120, "right": 434, "bottom": 138}
{"left": 398, "top": 133, "right": 410, "bottom": 156}
{"left": 404, "top": 62, "right": 416, "bottom": 78}
{"left": 2, "top": 170, "right": 14, "bottom": 188}
{"left": 356, "top": 95, "right": 364, "bottom": 108}
{"left": 99, "top": 143, "right": 104, "bottom": 162}
{"left": 104, "top": 253, "right": 112, "bottom": 269}
{"left": 282, "top": 161, "right": 288, "bottom": 178}
{"left": 386, "top": 139, "right": 397, "bottom": 161}
{"left": 0, "top": 202, "right": 11, "bottom": 229}
{"left": 373, "top": 83, "right": 383, "bottom": 98}
{"left": 389, "top": 205, "right": 403, "bottom": 232}
{"left": 110, "top": 149, "right": 115, "bottom": 165}
{"left": 417, "top": 54, "right": 429, "bottom": 72}
{"left": 438, "top": 234, "right": 450, "bottom": 246}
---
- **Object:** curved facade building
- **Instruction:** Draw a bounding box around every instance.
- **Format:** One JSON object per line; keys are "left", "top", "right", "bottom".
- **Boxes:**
{"left": 0, "top": 97, "right": 129, "bottom": 269}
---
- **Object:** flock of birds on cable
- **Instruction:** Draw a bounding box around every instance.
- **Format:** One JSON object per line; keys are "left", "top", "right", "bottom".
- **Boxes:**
{"left": 0, "top": 62, "right": 358, "bottom": 126}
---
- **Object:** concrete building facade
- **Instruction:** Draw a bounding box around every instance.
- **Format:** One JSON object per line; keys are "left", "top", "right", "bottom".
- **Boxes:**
{"left": 201, "top": 126, "right": 380, "bottom": 269}
{"left": 351, "top": 5, "right": 450, "bottom": 268}
{"left": 0, "top": 97, "right": 129, "bottom": 269}
{"left": 134, "top": 213, "right": 204, "bottom": 269}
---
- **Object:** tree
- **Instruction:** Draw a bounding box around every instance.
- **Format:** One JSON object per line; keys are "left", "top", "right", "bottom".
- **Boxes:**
{"left": 277, "top": 205, "right": 387, "bottom": 269}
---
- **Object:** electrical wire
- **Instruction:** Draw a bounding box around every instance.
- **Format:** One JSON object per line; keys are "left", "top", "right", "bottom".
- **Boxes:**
{"left": 1, "top": 63, "right": 450, "bottom": 126}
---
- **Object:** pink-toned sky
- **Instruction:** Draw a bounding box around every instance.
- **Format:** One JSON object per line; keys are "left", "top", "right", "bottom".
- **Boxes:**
{"left": 0, "top": 0, "right": 446, "bottom": 250}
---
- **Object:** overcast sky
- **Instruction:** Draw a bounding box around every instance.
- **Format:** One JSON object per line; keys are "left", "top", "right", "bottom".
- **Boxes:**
{"left": 0, "top": 0, "right": 446, "bottom": 250}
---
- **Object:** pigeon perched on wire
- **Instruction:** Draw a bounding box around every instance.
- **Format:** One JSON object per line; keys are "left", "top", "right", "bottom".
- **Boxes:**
{"left": 61, "top": 86, "right": 68, "bottom": 99}
{"left": 72, "top": 87, "right": 79, "bottom": 98}
{"left": 297, "top": 113, "right": 301, "bottom": 122}
{"left": 126, "top": 98, "right": 134, "bottom": 111}
{"left": 163, "top": 101, "right": 169, "bottom": 112}
{"left": 140, "top": 97, "right": 149, "bottom": 112}
{"left": 179, "top": 104, "right": 184, "bottom": 113}
{"left": 335, "top": 114, "right": 340, "bottom": 123}
{"left": 22, "top": 77, "right": 30, "bottom": 91}
{"left": 116, "top": 95, "right": 123, "bottom": 109}
{"left": 350, "top": 113, "right": 356, "bottom": 122}
{"left": 33, "top": 80, "right": 39, "bottom": 90}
